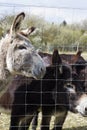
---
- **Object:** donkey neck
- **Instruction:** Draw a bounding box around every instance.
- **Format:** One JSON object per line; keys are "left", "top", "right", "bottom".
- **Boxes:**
{"left": 0, "top": 35, "right": 11, "bottom": 80}
{"left": 0, "top": 73, "right": 13, "bottom": 98}
{"left": 0, "top": 36, "right": 14, "bottom": 97}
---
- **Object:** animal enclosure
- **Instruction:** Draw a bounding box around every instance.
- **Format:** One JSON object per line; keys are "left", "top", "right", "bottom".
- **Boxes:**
{"left": 0, "top": 3, "right": 87, "bottom": 130}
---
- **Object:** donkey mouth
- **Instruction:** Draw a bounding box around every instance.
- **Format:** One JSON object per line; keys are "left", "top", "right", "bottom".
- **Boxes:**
{"left": 32, "top": 71, "right": 45, "bottom": 79}
{"left": 19, "top": 69, "right": 45, "bottom": 79}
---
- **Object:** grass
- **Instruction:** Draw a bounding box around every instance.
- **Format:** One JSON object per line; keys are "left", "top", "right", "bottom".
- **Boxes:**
{"left": 81, "top": 52, "right": 87, "bottom": 60}
{"left": 63, "top": 112, "right": 87, "bottom": 130}
{"left": 0, "top": 111, "right": 87, "bottom": 130}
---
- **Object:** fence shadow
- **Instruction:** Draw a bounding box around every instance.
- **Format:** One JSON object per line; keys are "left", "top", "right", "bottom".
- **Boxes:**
{"left": 63, "top": 126, "right": 87, "bottom": 130}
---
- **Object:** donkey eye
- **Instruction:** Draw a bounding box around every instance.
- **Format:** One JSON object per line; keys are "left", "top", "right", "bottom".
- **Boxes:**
{"left": 10, "top": 40, "right": 13, "bottom": 44}
{"left": 18, "top": 45, "right": 26, "bottom": 50}
{"left": 66, "top": 83, "right": 75, "bottom": 89}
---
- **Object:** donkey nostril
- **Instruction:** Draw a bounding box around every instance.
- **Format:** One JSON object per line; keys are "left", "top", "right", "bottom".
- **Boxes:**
{"left": 41, "top": 68, "right": 43, "bottom": 72}
{"left": 40, "top": 67, "right": 46, "bottom": 77}
{"left": 85, "top": 107, "right": 87, "bottom": 112}
{"left": 40, "top": 67, "right": 44, "bottom": 73}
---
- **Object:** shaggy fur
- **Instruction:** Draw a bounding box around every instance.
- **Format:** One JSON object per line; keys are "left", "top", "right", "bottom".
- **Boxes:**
{"left": 0, "top": 12, "right": 46, "bottom": 97}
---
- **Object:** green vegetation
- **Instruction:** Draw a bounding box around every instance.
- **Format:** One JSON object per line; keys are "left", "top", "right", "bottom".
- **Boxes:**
{"left": 0, "top": 13, "right": 87, "bottom": 53}
{"left": 0, "top": 13, "right": 87, "bottom": 130}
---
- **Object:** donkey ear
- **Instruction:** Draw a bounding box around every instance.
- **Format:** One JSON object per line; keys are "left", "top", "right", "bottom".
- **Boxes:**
{"left": 71, "top": 50, "right": 82, "bottom": 64}
{"left": 52, "top": 49, "right": 62, "bottom": 65}
{"left": 10, "top": 12, "right": 25, "bottom": 35}
{"left": 20, "top": 27, "right": 36, "bottom": 37}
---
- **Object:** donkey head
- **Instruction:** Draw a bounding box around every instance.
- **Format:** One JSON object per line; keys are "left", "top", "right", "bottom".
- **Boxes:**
{"left": 51, "top": 49, "right": 76, "bottom": 97}
{"left": 0, "top": 12, "right": 46, "bottom": 80}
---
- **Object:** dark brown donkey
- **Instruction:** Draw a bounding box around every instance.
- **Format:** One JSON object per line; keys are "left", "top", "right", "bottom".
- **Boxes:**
{"left": 9, "top": 49, "right": 83, "bottom": 130}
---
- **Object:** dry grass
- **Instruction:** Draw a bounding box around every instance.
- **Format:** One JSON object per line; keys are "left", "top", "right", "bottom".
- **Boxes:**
{"left": 80, "top": 52, "right": 87, "bottom": 60}
{"left": 0, "top": 111, "right": 87, "bottom": 130}
{"left": 0, "top": 113, "right": 10, "bottom": 130}
{"left": 63, "top": 112, "right": 87, "bottom": 130}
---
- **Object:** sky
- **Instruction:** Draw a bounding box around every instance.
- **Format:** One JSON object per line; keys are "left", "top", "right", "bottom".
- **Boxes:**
{"left": 1, "top": 0, "right": 87, "bottom": 8}
{"left": 1, "top": 0, "right": 87, "bottom": 24}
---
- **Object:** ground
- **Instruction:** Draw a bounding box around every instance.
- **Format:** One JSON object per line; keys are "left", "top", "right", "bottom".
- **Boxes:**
{"left": 0, "top": 111, "right": 87, "bottom": 130}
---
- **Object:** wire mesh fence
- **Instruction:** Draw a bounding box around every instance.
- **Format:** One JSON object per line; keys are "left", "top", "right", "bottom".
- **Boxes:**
{"left": 0, "top": 3, "right": 87, "bottom": 130}
{"left": 0, "top": 3, "right": 87, "bottom": 52}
